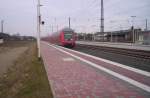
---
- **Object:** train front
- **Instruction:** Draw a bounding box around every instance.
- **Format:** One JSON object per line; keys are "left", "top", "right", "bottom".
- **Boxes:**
{"left": 61, "top": 28, "right": 76, "bottom": 48}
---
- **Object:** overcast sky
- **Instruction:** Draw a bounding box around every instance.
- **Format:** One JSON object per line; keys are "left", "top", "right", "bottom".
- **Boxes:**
{"left": 0, "top": 0, "right": 150, "bottom": 36}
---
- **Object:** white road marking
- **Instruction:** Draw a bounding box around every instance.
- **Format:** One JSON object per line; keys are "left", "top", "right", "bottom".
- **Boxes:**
{"left": 42, "top": 42, "right": 150, "bottom": 93}
{"left": 63, "top": 57, "right": 75, "bottom": 62}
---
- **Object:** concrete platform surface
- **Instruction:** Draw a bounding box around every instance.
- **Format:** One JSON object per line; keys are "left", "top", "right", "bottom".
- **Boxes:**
{"left": 77, "top": 41, "right": 150, "bottom": 51}
{"left": 41, "top": 42, "right": 150, "bottom": 98}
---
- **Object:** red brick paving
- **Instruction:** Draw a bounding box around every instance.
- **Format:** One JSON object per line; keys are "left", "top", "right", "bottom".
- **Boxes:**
{"left": 41, "top": 43, "right": 150, "bottom": 98}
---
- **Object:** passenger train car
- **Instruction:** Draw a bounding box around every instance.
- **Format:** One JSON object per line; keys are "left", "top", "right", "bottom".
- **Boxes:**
{"left": 49, "top": 27, "right": 76, "bottom": 48}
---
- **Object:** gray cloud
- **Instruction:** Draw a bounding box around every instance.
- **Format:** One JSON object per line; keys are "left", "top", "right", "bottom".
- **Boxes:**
{"left": 0, "top": 0, "right": 150, "bottom": 36}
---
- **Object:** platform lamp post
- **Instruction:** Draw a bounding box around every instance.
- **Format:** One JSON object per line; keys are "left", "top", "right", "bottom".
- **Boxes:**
{"left": 37, "top": 0, "right": 44, "bottom": 59}
{"left": 110, "top": 20, "right": 115, "bottom": 42}
{"left": 131, "top": 16, "right": 136, "bottom": 43}
{"left": 91, "top": 25, "right": 97, "bottom": 41}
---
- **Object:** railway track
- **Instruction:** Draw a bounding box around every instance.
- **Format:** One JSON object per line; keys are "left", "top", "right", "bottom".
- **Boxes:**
{"left": 77, "top": 44, "right": 150, "bottom": 60}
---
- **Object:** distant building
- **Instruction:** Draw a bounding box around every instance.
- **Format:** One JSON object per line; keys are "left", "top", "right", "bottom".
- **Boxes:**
{"left": 76, "top": 33, "right": 85, "bottom": 41}
{"left": 83, "top": 27, "right": 142, "bottom": 43}
{"left": 0, "top": 32, "right": 35, "bottom": 41}
{"left": 106, "top": 28, "right": 142, "bottom": 43}
{"left": 94, "top": 32, "right": 108, "bottom": 41}
{"left": 0, "top": 32, "right": 10, "bottom": 41}
{"left": 138, "top": 31, "right": 150, "bottom": 45}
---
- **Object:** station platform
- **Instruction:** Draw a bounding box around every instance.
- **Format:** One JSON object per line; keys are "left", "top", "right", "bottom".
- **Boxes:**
{"left": 41, "top": 41, "right": 150, "bottom": 98}
{"left": 76, "top": 41, "right": 150, "bottom": 51}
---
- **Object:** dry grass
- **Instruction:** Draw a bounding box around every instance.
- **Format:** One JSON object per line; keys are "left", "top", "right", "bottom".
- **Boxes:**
{"left": 0, "top": 41, "right": 31, "bottom": 53}
{"left": 0, "top": 41, "right": 53, "bottom": 98}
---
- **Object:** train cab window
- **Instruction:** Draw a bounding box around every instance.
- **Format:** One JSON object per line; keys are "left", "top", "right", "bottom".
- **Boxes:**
{"left": 64, "top": 33, "right": 73, "bottom": 39}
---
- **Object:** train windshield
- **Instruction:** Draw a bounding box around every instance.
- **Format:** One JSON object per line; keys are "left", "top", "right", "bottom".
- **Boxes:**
{"left": 64, "top": 33, "right": 73, "bottom": 39}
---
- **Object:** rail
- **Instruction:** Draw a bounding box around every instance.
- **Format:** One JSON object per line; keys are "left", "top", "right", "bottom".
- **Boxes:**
{"left": 77, "top": 44, "right": 150, "bottom": 60}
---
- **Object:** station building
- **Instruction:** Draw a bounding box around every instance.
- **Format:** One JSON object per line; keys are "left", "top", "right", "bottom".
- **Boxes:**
{"left": 77, "top": 28, "right": 150, "bottom": 45}
{"left": 138, "top": 30, "right": 150, "bottom": 45}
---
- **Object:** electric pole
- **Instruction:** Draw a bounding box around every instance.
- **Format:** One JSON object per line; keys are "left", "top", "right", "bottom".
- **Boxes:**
{"left": 100, "top": 0, "right": 104, "bottom": 33}
{"left": 111, "top": 32, "right": 112, "bottom": 42}
{"left": 51, "top": 25, "right": 53, "bottom": 33}
{"left": 1, "top": 20, "right": 4, "bottom": 33}
{"left": 69, "top": 17, "right": 71, "bottom": 28}
{"left": 56, "top": 25, "right": 58, "bottom": 32}
{"left": 37, "top": 0, "right": 42, "bottom": 59}
{"left": 145, "top": 19, "right": 148, "bottom": 31}
{"left": 54, "top": 18, "right": 58, "bottom": 32}
{"left": 100, "top": 0, "right": 104, "bottom": 41}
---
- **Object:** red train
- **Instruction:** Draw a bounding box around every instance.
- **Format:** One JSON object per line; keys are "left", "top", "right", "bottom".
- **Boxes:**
{"left": 47, "top": 27, "right": 76, "bottom": 48}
